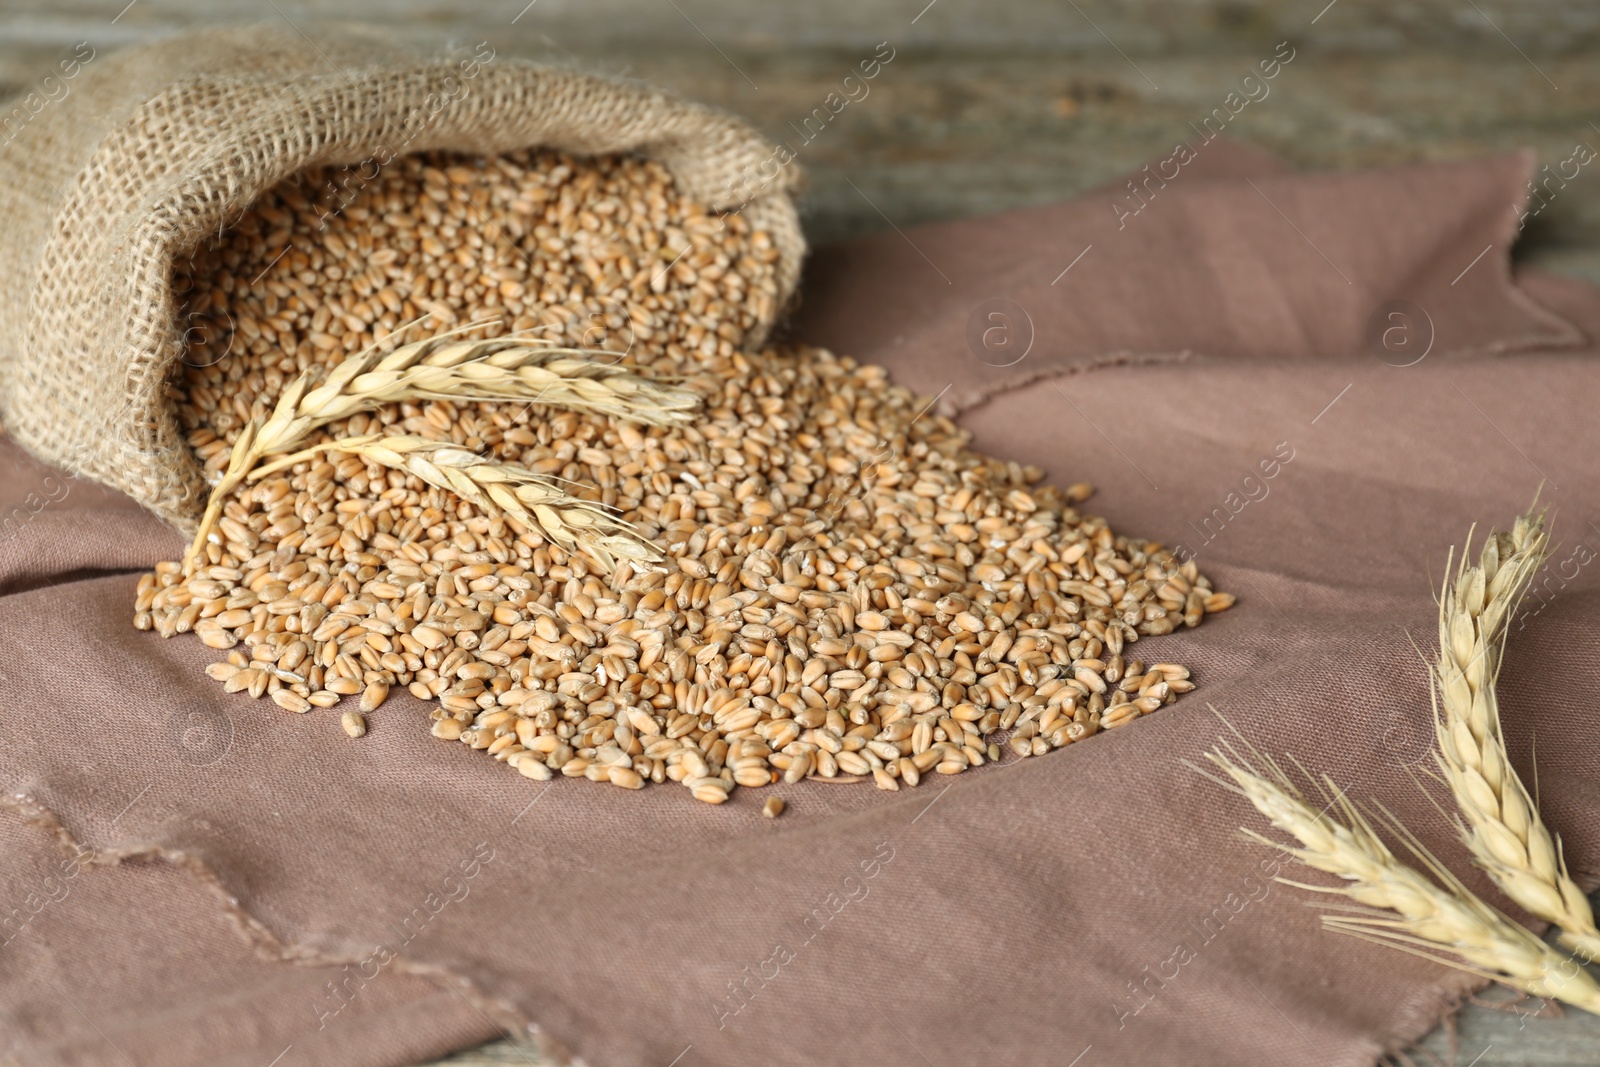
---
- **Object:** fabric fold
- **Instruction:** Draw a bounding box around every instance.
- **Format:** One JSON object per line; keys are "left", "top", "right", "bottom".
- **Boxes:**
{"left": 788, "top": 145, "right": 1585, "bottom": 415}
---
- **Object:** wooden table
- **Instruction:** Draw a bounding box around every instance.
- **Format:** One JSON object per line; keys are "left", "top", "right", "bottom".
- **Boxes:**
{"left": 3, "top": 2, "right": 1598, "bottom": 1063}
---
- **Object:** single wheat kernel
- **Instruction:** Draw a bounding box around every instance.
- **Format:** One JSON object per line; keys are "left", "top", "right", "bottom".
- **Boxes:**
{"left": 360, "top": 681, "right": 389, "bottom": 713}
{"left": 609, "top": 767, "right": 645, "bottom": 790}
{"left": 342, "top": 711, "right": 367, "bottom": 737}
{"left": 513, "top": 754, "right": 554, "bottom": 781}
{"left": 692, "top": 784, "right": 731, "bottom": 805}
{"left": 221, "top": 668, "right": 258, "bottom": 695}
{"left": 272, "top": 690, "right": 311, "bottom": 714}
{"left": 763, "top": 796, "right": 785, "bottom": 818}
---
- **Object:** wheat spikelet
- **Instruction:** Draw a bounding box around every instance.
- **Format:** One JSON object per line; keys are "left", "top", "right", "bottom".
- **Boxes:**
{"left": 250, "top": 435, "right": 659, "bottom": 572}
{"left": 185, "top": 322, "right": 697, "bottom": 567}
{"left": 1206, "top": 743, "right": 1600, "bottom": 1013}
{"left": 1432, "top": 508, "right": 1600, "bottom": 961}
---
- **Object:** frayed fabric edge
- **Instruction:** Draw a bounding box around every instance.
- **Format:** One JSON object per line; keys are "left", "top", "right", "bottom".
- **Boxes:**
{"left": 0, "top": 792, "right": 580, "bottom": 1067}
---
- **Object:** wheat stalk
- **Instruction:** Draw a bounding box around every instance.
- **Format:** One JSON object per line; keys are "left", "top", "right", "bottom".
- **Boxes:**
{"left": 1432, "top": 508, "right": 1600, "bottom": 961}
{"left": 250, "top": 435, "right": 659, "bottom": 571}
{"left": 1206, "top": 742, "right": 1600, "bottom": 1013}
{"left": 185, "top": 322, "right": 697, "bottom": 567}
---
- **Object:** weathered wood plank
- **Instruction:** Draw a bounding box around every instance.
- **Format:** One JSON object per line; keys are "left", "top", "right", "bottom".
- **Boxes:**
{"left": 2, "top": 0, "right": 1599, "bottom": 54}
{"left": 6, "top": 30, "right": 1598, "bottom": 266}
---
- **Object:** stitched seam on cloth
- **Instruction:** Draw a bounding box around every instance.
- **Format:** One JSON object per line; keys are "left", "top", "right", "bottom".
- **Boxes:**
{"left": 948, "top": 349, "right": 1195, "bottom": 416}
{"left": 949, "top": 152, "right": 1587, "bottom": 418}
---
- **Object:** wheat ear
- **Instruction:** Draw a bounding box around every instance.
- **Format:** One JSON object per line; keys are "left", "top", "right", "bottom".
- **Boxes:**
{"left": 1207, "top": 743, "right": 1600, "bottom": 1013}
{"left": 1432, "top": 508, "right": 1600, "bottom": 961}
{"left": 250, "top": 435, "right": 658, "bottom": 571}
{"left": 266, "top": 327, "right": 699, "bottom": 443}
{"left": 185, "top": 324, "right": 697, "bottom": 566}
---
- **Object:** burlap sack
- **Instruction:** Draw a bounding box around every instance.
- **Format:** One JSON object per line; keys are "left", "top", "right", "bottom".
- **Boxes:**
{"left": 0, "top": 26, "right": 804, "bottom": 535}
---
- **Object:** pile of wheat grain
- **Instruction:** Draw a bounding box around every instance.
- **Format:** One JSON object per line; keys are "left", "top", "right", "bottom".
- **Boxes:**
{"left": 141, "top": 149, "right": 1230, "bottom": 806}
{"left": 175, "top": 148, "right": 780, "bottom": 471}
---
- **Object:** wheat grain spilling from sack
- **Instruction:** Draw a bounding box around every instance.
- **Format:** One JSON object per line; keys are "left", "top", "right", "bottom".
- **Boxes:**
{"left": 1432, "top": 508, "right": 1600, "bottom": 961}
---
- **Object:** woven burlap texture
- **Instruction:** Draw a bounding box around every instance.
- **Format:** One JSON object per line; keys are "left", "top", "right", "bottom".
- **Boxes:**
{"left": 0, "top": 26, "right": 805, "bottom": 535}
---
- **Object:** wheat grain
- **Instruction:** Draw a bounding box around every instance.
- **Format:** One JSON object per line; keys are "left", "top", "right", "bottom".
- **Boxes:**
{"left": 176, "top": 149, "right": 780, "bottom": 458}
{"left": 1208, "top": 743, "right": 1600, "bottom": 1014}
{"left": 360, "top": 681, "right": 390, "bottom": 713}
{"left": 1432, "top": 508, "right": 1600, "bottom": 961}
{"left": 144, "top": 149, "right": 1231, "bottom": 806}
